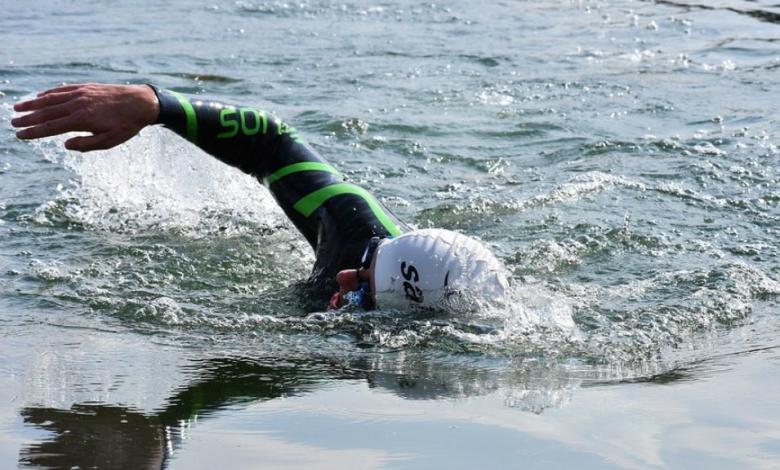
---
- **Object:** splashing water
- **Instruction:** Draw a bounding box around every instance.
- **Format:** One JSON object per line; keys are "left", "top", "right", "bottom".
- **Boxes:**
{"left": 5, "top": 107, "right": 778, "bottom": 378}
{"left": 30, "top": 126, "right": 286, "bottom": 235}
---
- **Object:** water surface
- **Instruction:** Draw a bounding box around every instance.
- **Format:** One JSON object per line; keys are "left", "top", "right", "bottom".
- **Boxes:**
{"left": 2, "top": 0, "right": 780, "bottom": 468}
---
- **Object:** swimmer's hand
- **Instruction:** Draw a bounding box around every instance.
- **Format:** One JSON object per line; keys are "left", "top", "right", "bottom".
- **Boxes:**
{"left": 11, "top": 83, "right": 159, "bottom": 152}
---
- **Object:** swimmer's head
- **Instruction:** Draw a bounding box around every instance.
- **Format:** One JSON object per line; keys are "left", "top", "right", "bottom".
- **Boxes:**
{"left": 330, "top": 229, "right": 508, "bottom": 311}
{"left": 372, "top": 229, "right": 508, "bottom": 310}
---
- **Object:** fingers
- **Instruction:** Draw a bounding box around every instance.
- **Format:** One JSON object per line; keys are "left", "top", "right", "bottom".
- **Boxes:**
{"left": 65, "top": 128, "right": 138, "bottom": 152}
{"left": 65, "top": 133, "right": 119, "bottom": 152}
{"left": 14, "top": 90, "right": 78, "bottom": 112}
{"left": 11, "top": 102, "right": 73, "bottom": 128}
{"left": 12, "top": 83, "right": 154, "bottom": 152}
{"left": 15, "top": 114, "right": 87, "bottom": 140}
{"left": 37, "top": 84, "right": 88, "bottom": 97}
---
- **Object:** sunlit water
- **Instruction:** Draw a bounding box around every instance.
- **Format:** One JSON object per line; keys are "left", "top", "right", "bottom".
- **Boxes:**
{"left": 2, "top": 0, "right": 780, "bottom": 468}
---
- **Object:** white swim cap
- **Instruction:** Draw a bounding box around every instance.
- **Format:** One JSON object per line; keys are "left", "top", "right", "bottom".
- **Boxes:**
{"left": 372, "top": 229, "right": 509, "bottom": 311}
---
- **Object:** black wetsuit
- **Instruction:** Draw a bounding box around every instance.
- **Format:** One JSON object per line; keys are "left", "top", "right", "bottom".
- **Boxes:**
{"left": 151, "top": 86, "right": 409, "bottom": 302}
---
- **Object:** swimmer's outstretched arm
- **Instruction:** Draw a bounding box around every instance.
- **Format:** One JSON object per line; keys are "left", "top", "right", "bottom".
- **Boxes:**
{"left": 11, "top": 83, "right": 397, "bottom": 253}
{"left": 12, "top": 83, "right": 315, "bottom": 179}
{"left": 12, "top": 83, "right": 159, "bottom": 151}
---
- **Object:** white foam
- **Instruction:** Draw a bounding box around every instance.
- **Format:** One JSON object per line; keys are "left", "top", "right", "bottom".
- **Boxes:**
{"left": 30, "top": 126, "right": 285, "bottom": 235}
{"left": 528, "top": 171, "right": 646, "bottom": 207}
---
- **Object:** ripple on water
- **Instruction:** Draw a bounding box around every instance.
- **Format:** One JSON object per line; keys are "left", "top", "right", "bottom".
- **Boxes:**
{"left": 7, "top": 124, "right": 778, "bottom": 378}
{"left": 3, "top": 0, "right": 780, "bottom": 396}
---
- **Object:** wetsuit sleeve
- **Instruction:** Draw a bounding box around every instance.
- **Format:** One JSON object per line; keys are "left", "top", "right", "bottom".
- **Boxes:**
{"left": 151, "top": 85, "right": 301, "bottom": 178}
{"left": 150, "top": 85, "right": 341, "bottom": 245}
{"left": 149, "top": 86, "right": 408, "bottom": 298}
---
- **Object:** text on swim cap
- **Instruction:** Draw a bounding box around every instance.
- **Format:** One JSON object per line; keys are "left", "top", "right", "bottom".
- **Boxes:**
{"left": 401, "top": 262, "right": 423, "bottom": 303}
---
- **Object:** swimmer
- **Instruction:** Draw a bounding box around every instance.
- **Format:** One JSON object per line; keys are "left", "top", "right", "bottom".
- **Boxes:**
{"left": 11, "top": 83, "right": 508, "bottom": 311}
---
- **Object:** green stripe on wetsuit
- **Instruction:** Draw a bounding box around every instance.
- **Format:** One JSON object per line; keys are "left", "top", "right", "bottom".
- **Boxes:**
{"left": 170, "top": 91, "right": 198, "bottom": 143}
{"left": 293, "top": 183, "right": 401, "bottom": 236}
{"left": 269, "top": 162, "right": 401, "bottom": 236}
{"left": 151, "top": 87, "right": 408, "bottom": 269}
{"left": 266, "top": 162, "right": 339, "bottom": 184}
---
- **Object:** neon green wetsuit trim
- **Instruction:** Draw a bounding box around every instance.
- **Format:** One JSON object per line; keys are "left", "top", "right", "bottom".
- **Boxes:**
{"left": 293, "top": 183, "right": 402, "bottom": 236}
{"left": 170, "top": 91, "right": 198, "bottom": 143}
{"left": 266, "top": 162, "right": 340, "bottom": 184}
{"left": 151, "top": 86, "right": 409, "bottom": 297}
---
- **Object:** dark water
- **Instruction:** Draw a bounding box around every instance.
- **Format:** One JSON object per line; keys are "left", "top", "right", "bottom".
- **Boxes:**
{"left": 2, "top": 0, "right": 780, "bottom": 468}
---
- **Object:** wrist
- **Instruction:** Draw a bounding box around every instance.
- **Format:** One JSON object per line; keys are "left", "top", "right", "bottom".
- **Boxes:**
{"left": 132, "top": 84, "right": 160, "bottom": 127}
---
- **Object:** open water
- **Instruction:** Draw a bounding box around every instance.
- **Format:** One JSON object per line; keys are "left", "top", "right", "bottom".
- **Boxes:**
{"left": 2, "top": 0, "right": 780, "bottom": 468}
